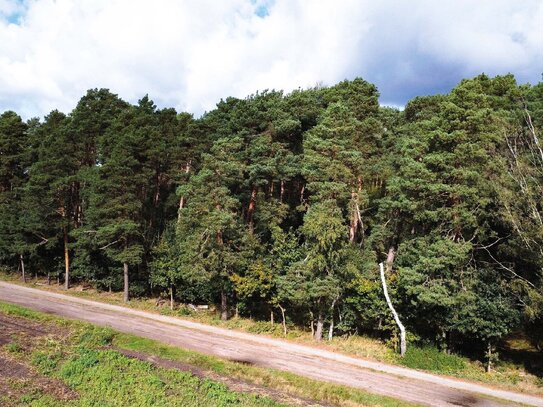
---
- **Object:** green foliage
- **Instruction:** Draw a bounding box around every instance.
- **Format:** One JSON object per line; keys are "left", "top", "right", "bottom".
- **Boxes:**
{"left": 32, "top": 351, "right": 62, "bottom": 375}
{"left": 54, "top": 347, "right": 281, "bottom": 406}
{"left": 1, "top": 74, "right": 543, "bottom": 365}
{"left": 76, "top": 326, "right": 115, "bottom": 347}
{"left": 399, "top": 346, "right": 467, "bottom": 374}
{"left": 0, "top": 111, "right": 30, "bottom": 264}
{"left": 6, "top": 342, "right": 22, "bottom": 353}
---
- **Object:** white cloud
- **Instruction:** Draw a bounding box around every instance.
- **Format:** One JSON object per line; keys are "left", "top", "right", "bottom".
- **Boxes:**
{"left": 0, "top": 0, "right": 542, "bottom": 119}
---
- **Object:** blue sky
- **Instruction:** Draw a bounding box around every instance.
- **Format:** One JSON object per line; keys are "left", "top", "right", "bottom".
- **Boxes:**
{"left": 1, "top": 0, "right": 542, "bottom": 118}
{"left": 0, "top": 0, "right": 24, "bottom": 23}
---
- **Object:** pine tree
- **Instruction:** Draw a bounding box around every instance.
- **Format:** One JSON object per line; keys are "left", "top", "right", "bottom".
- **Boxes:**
{"left": 24, "top": 110, "right": 79, "bottom": 286}
{"left": 0, "top": 111, "right": 30, "bottom": 279}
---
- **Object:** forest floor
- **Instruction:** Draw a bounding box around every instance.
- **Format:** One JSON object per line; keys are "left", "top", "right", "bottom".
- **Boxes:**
{"left": 0, "top": 280, "right": 541, "bottom": 406}
{"left": 1, "top": 271, "right": 542, "bottom": 398}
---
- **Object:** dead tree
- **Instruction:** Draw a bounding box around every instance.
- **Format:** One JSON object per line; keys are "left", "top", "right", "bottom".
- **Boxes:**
{"left": 379, "top": 247, "right": 406, "bottom": 357}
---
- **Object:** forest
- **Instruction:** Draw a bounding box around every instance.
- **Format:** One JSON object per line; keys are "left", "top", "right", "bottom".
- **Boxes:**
{"left": 1, "top": 74, "right": 542, "bottom": 364}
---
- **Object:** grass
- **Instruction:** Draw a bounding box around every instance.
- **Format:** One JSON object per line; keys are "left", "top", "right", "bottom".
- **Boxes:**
{"left": 2, "top": 269, "right": 542, "bottom": 397}
{"left": 53, "top": 348, "right": 280, "bottom": 407}
{"left": 0, "top": 302, "right": 416, "bottom": 407}
{"left": 112, "top": 333, "right": 415, "bottom": 407}
{"left": 1, "top": 309, "right": 284, "bottom": 406}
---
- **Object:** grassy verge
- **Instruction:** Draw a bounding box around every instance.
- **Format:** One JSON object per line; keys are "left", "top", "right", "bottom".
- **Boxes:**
{"left": 0, "top": 303, "right": 284, "bottom": 407}
{"left": 2, "top": 269, "right": 542, "bottom": 396}
{"left": 0, "top": 302, "right": 415, "bottom": 407}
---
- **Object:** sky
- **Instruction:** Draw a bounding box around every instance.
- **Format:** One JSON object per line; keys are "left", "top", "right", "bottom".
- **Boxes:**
{"left": 1, "top": 0, "right": 542, "bottom": 119}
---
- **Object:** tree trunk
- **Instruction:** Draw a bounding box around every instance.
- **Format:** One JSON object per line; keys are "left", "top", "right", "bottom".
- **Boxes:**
{"left": 63, "top": 226, "right": 70, "bottom": 290}
{"left": 280, "top": 180, "right": 285, "bottom": 203}
{"left": 349, "top": 191, "right": 359, "bottom": 243}
{"left": 278, "top": 304, "right": 287, "bottom": 336}
{"left": 154, "top": 171, "right": 161, "bottom": 206}
{"left": 220, "top": 289, "right": 228, "bottom": 321}
{"left": 247, "top": 186, "right": 257, "bottom": 231}
{"left": 524, "top": 108, "right": 543, "bottom": 164}
{"left": 177, "top": 160, "right": 191, "bottom": 222}
{"left": 309, "top": 310, "right": 314, "bottom": 337}
{"left": 20, "top": 254, "right": 25, "bottom": 283}
{"left": 178, "top": 195, "right": 185, "bottom": 216}
{"left": 47, "top": 272, "right": 51, "bottom": 285}
{"left": 380, "top": 247, "right": 407, "bottom": 357}
{"left": 440, "top": 330, "right": 448, "bottom": 353}
{"left": 486, "top": 341, "right": 493, "bottom": 373}
{"left": 270, "top": 309, "right": 274, "bottom": 325}
{"left": 328, "top": 317, "right": 334, "bottom": 341}
{"left": 123, "top": 262, "right": 129, "bottom": 302}
{"left": 170, "top": 284, "right": 174, "bottom": 310}
{"left": 314, "top": 310, "right": 324, "bottom": 341}
{"left": 328, "top": 298, "right": 337, "bottom": 341}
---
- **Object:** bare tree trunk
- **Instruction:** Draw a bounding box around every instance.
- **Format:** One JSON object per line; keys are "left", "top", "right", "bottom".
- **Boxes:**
{"left": 328, "top": 317, "right": 335, "bottom": 341}
{"left": 380, "top": 247, "right": 406, "bottom": 357}
{"left": 280, "top": 180, "right": 285, "bottom": 203}
{"left": 278, "top": 304, "right": 287, "bottom": 336}
{"left": 349, "top": 191, "right": 359, "bottom": 243}
{"left": 440, "top": 330, "right": 448, "bottom": 353}
{"left": 63, "top": 226, "right": 70, "bottom": 290}
{"left": 177, "top": 160, "right": 191, "bottom": 222}
{"left": 328, "top": 298, "right": 337, "bottom": 341}
{"left": 270, "top": 309, "right": 274, "bottom": 325}
{"left": 154, "top": 172, "right": 161, "bottom": 206}
{"left": 220, "top": 289, "right": 228, "bottom": 321}
{"left": 123, "top": 263, "right": 129, "bottom": 302}
{"left": 314, "top": 310, "right": 324, "bottom": 341}
{"left": 524, "top": 108, "right": 543, "bottom": 164}
{"left": 309, "top": 310, "right": 314, "bottom": 337}
{"left": 20, "top": 254, "right": 26, "bottom": 283}
{"left": 170, "top": 284, "right": 174, "bottom": 310}
{"left": 355, "top": 203, "right": 364, "bottom": 245}
{"left": 486, "top": 341, "right": 493, "bottom": 373}
{"left": 47, "top": 272, "right": 51, "bottom": 285}
{"left": 247, "top": 186, "right": 257, "bottom": 231}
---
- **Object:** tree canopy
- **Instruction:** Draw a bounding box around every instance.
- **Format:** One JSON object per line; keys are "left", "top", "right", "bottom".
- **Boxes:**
{"left": 2, "top": 74, "right": 543, "bottom": 360}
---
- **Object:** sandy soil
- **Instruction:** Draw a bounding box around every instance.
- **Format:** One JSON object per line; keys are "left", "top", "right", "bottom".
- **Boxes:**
{"left": 1, "top": 281, "right": 542, "bottom": 407}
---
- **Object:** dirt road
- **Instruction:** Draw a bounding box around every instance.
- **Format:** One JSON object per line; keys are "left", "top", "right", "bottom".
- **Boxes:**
{"left": 1, "top": 281, "right": 542, "bottom": 407}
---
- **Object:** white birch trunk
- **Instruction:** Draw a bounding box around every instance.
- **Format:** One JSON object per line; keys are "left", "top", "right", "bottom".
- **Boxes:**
{"left": 380, "top": 260, "right": 407, "bottom": 357}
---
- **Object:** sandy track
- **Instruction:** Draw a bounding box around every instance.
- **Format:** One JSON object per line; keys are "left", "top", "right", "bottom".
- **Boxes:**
{"left": 1, "top": 281, "right": 541, "bottom": 407}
